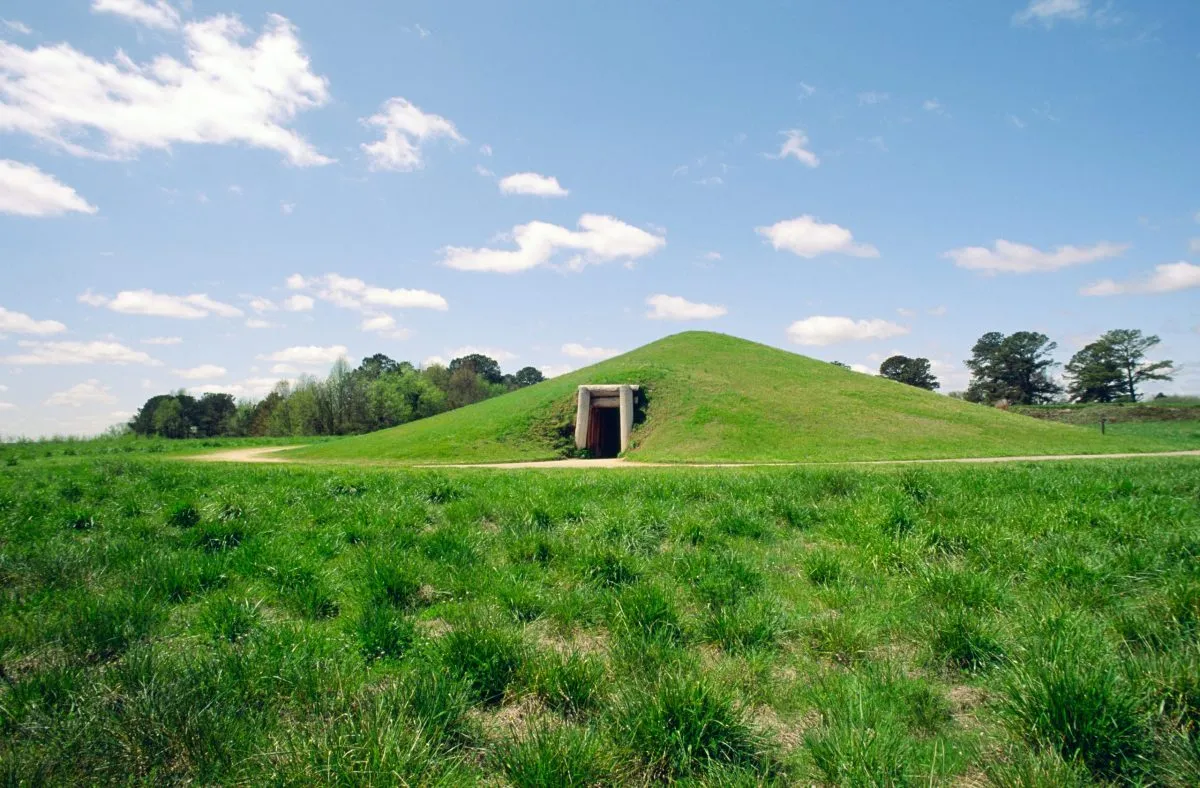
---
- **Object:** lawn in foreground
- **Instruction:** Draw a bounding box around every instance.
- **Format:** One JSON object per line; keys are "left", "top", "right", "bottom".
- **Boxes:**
{"left": 1, "top": 458, "right": 1198, "bottom": 784}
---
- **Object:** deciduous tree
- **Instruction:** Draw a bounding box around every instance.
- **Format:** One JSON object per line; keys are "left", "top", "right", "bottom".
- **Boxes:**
{"left": 878, "top": 355, "right": 940, "bottom": 390}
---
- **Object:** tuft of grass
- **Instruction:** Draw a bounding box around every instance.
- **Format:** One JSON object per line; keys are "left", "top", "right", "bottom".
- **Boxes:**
{"left": 356, "top": 606, "right": 416, "bottom": 661}
{"left": 998, "top": 616, "right": 1153, "bottom": 781}
{"left": 618, "top": 671, "right": 767, "bottom": 778}
{"left": 929, "top": 606, "right": 1005, "bottom": 672}
{"left": 165, "top": 502, "right": 201, "bottom": 528}
{"left": 527, "top": 650, "right": 606, "bottom": 716}
{"left": 364, "top": 559, "right": 423, "bottom": 610}
{"left": 58, "top": 591, "right": 161, "bottom": 661}
{"left": 611, "top": 583, "right": 684, "bottom": 646}
{"left": 201, "top": 596, "right": 260, "bottom": 642}
{"left": 802, "top": 548, "right": 845, "bottom": 587}
{"left": 438, "top": 623, "right": 527, "bottom": 706}
{"left": 703, "top": 597, "right": 787, "bottom": 653}
{"left": 493, "top": 725, "right": 617, "bottom": 787}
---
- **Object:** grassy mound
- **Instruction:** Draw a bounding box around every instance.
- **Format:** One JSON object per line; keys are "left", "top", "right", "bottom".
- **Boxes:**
{"left": 291, "top": 331, "right": 1184, "bottom": 464}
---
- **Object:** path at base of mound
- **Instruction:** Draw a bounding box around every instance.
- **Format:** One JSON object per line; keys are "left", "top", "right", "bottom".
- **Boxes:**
{"left": 188, "top": 446, "right": 1200, "bottom": 468}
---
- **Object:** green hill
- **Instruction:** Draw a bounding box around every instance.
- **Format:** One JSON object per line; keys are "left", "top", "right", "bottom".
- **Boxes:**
{"left": 290, "top": 331, "right": 1180, "bottom": 464}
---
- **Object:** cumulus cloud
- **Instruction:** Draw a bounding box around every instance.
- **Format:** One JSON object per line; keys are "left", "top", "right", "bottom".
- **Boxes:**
{"left": 248, "top": 296, "right": 276, "bottom": 313}
{"left": 786, "top": 316, "right": 909, "bottom": 346}
{"left": 756, "top": 215, "right": 879, "bottom": 259}
{"left": 0, "top": 13, "right": 332, "bottom": 165}
{"left": 944, "top": 239, "right": 1127, "bottom": 274}
{"left": 499, "top": 172, "right": 568, "bottom": 197}
{"left": 773, "top": 130, "right": 819, "bottom": 167}
{"left": 189, "top": 377, "right": 281, "bottom": 398}
{"left": 1014, "top": 0, "right": 1089, "bottom": 26}
{"left": 286, "top": 274, "right": 444, "bottom": 334}
{"left": 141, "top": 336, "right": 181, "bottom": 345}
{"left": 1081, "top": 262, "right": 1200, "bottom": 296}
{"left": 447, "top": 346, "right": 517, "bottom": 363}
{"left": 92, "top": 0, "right": 181, "bottom": 30}
{"left": 282, "top": 294, "right": 314, "bottom": 311}
{"left": 1, "top": 340, "right": 159, "bottom": 365}
{"left": 645, "top": 294, "right": 727, "bottom": 321}
{"left": 45, "top": 379, "right": 117, "bottom": 407}
{"left": 561, "top": 343, "right": 620, "bottom": 361}
{"left": 259, "top": 345, "right": 347, "bottom": 367}
{"left": 441, "top": 214, "right": 666, "bottom": 273}
{"left": 361, "top": 97, "right": 464, "bottom": 171}
{"left": 0, "top": 160, "right": 97, "bottom": 217}
{"left": 0, "top": 306, "right": 67, "bottom": 335}
{"left": 175, "top": 364, "right": 226, "bottom": 379}
{"left": 80, "top": 289, "right": 243, "bottom": 318}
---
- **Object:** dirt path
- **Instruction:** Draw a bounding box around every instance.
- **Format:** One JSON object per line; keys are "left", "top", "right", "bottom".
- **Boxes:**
{"left": 188, "top": 446, "right": 1200, "bottom": 468}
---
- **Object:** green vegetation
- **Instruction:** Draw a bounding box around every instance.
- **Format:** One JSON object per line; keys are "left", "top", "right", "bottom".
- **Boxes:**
{"left": 0, "top": 434, "right": 312, "bottom": 465}
{"left": 292, "top": 332, "right": 1187, "bottom": 464}
{"left": 2, "top": 456, "right": 1199, "bottom": 783}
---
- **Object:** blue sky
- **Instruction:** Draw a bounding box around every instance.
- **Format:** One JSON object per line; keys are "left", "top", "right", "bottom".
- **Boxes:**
{"left": 1, "top": 0, "right": 1198, "bottom": 437}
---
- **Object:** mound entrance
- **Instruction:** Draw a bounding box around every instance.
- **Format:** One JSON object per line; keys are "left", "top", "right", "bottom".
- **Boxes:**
{"left": 573, "top": 384, "right": 639, "bottom": 458}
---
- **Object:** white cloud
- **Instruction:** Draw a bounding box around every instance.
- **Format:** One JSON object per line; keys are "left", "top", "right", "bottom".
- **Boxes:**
{"left": 475, "top": 164, "right": 495, "bottom": 177}
{"left": 645, "top": 294, "right": 728, "bottom": 321}
{"left": 259, "top": 345, "right": 347, "bottom": 367}
{"left": 174, "top": 364, "right": 225, "bottom": 379}
{"left": 774, "top": 130, "right": 819, "bottom": 167}
{"left": 248, "top": 296, "right": 276, "bottom": 313}
{"left": 244, "top": 318, "right": 270, "bottom": 329}
{"left": 441, "top": 214, "right": 666, "bottom": 273}
{"left": 479, "top": 144, "right": 492, "bottom": 156}
{"left": 540, "top": 364, "right": 573, "bottom": 379}
{"left": 141, "top": 336, "right": 181, "bottom": 345}
{"left": 798, "top": 81, "right": 816, "bottom": 98}
{"left": 45, "top": 379, "right": 117, "bottom": 407}
{"left": 2, "top": 340, "right": 160, "bottom": 365}
{"left": 1008, "top": 114, "right": 1027, "bottom": 130}
{"left": 562, "top": 343, "right": 620, "bottom": 361}
{"left": 1014, "top": 0, "right": 1089, "bottom": 26}
{"left": 422, "top": 355, "right": 447, "bottom": 368}
{"left": 0, "top": 402, "right": 13, "bottom": 410}
{"left": 786, "top": 316, "right": 909, "bottom": 346}
{"left": 229, "top": 184, "right": 243, "bottom": 195}
{"left": 189, "top": 377, "right": 280, "bottom": 398}
{"left": 80, "top": 289, "right": 243, "bottom": 318}
{"left": 361, "top": 97, "right": 464, "bottom": 171}
{"left": 923, "top": 99, "right": 946, "bottom": 115}
{"left": 756, "top": 215, "right": 879, "bottom": 259}
{"left": 287, "top": 273, "right": 448, "bottom": 313}
{"left": 92, "top": 0, "right": 180, "bottom": 30}
{"left": 703, "top": 251, "right": 722, "bottom": 261}
{"left": 896, "top": 307, "right": 916, "bottom": 318}
{"left": 447, "top": 346, "right": 517, "bottom": 363}
{"left": 270, "top": 363, "right": 298, "bottom": 375}
{"left": 1081, "top": 262, "right": 1200, "bottom": 296}
{"left": 0, "top": 385, "right": 7, "bottom": 391}
{"left": 0, "top": 160, "right": 97, "bottom": 217}
{"left": 282, "top": 294, "right": 314, "bottom": 311}
{"left": 695, "top": 176, "right": 723, "bottom": 187}
{"left": 928, "top": 305, "right": 948, "bottom": 316}
{"left": 849, "top": 363, "right": 873, "bottom": 375}
{"left": 2, "top": 20, "right": 32, "bottom": 35}
{"left": 0, "top": 13, "right": 333, "bottom": 165}
{"left": 498, "top": 172, "right": 568, "bottom": 197}
{"left": 0, "top": 306, "right": 67, "bottom": 335}
{"left": 944, "top": 239, "right": 1127, "bottom": 274}
{"left": 280, "top": 202, "right": 296, "bottom": 215}
{"left": 858, "top": 91, "right": 890, "bottom": 105}
{"left": 360, "top": 314, "right": 396, "bottom": 332}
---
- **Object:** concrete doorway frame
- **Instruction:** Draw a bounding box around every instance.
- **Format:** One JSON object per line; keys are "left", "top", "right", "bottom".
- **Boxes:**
{"left": 574, "top": 384, "right": 639, "bottom": 456}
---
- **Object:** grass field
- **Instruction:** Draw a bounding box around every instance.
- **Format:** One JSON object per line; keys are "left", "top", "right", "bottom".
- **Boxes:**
{"left": 2, "top": 455, "right": 1199, "bottom": 784}
{"left": 291, "top": 332, "right": 1187, "bottom": 465}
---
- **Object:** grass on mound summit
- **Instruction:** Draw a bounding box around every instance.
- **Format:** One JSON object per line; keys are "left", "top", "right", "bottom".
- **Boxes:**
{"left": 291, "top": 332, "right": 1186, "bottom": 465}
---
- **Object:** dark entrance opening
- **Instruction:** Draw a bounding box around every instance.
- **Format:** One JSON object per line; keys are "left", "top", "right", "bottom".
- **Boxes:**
{"left": 588, "top": 407, "right": 621, "bottom": 458}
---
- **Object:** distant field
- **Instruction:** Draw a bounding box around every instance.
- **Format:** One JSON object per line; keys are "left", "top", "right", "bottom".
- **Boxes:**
{"left": 2, "top": 456, "right": 1198, "bottom": 783}
{"left": 0, "top": 435, "right": 318, "bottom": 465}
{"left": 292, "top": 332, "right": 1184, "bottom": 465}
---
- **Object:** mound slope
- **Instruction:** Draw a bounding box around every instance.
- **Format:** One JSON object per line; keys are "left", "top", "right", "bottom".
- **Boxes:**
{"left": 291, "top": 332, "right": 1175, "bottom": 464}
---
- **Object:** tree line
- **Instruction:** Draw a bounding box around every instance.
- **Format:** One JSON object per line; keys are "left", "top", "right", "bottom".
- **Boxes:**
{"left": 848, "top": 328, "right": 1175, "bottom": 405}
{"left": 128, "top": 353, "right": 546, "bottom": 439}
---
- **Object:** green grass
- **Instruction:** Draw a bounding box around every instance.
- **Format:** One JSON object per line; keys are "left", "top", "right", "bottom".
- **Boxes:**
{"left": 2, "top": 455, "right": 1200, "bottom": 782}
{"left": 289, "top": 331, "right": 1189, "bottom": 464}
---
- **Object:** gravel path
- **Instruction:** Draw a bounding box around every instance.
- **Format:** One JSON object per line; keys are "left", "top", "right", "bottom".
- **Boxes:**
{"left": 188, "top": 446, "right": 1200, "bottom": 468}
